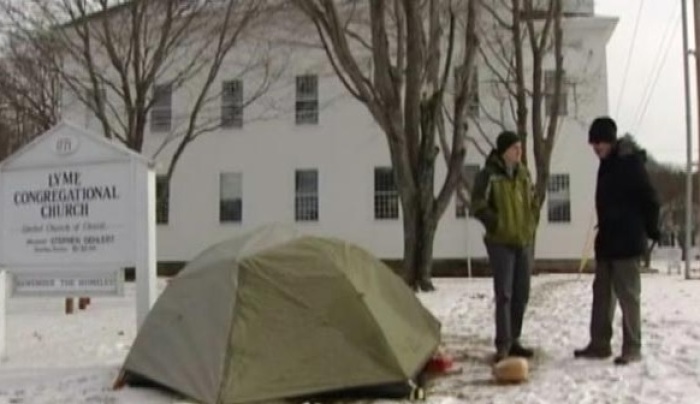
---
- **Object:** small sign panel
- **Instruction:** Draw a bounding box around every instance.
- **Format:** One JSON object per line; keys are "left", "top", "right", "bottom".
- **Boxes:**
{"left": 10, "top": 270, "right": 124, "bottom": 297}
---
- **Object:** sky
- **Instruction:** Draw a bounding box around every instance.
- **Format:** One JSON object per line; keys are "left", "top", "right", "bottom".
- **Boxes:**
{"left": 595, "top": 0, "right": 696, "bottom": 166}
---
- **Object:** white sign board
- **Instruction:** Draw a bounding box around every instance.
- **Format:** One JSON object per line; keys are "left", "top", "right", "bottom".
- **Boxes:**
{"left": 11, "top": 269, "right": 124, "bottom": 297}
{"left": 0, "top": 122, "right": 156, "bottom": 350}
{"left": 2, "top": 163, "right": 133, "bottom": 267}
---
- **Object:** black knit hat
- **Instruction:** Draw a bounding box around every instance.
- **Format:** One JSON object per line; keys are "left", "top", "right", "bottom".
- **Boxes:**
{"left": 496, "top": 131, "right": 521, "bottom": 155}
{"left": 588, "top": 117, "right": 617, "bottom": 143}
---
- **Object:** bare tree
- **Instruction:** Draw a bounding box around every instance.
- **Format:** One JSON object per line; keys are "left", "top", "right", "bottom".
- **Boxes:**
{"left": 645, "top": 149, "right": 690, "bottom": 247}
{"left": 479, "top": 0, "right": 565, "bottom": 213}
{"left": 290, "top": 0, "right": 481, "bottom": 291}
{"left": 0, "top": 33, "right": 61, "bottom": 159}
{"left": 1, "top": 0, "right": 279, "bottom": 182}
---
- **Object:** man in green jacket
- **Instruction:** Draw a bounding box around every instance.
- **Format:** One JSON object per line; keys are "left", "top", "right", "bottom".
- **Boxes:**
{"left": 470, "top": 131, "right": 538, "bottom": 363}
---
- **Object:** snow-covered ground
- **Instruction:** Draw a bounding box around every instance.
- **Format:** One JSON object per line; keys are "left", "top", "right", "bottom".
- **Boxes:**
{"left": 0, "top": 272, "right": 699, "bottom": 403}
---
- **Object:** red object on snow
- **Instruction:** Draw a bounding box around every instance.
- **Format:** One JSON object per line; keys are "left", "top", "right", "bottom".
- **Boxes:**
{"left": 425, "top": 352, "right": 455, "bottom": 374}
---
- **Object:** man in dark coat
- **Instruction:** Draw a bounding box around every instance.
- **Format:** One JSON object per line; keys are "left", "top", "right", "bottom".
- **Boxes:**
{"left": 471, "top": 131, "right": 538, "bottom": 363}
{"left": 574, "top": 117, "right": 660, "bottom": 365}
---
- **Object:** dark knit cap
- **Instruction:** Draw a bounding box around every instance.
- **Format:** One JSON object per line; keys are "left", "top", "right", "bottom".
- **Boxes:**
{"left": 588, "top": 117, "right": 617, "bottom": 143}
{"left": 496, "top": 131, "right": 521, "bottom": 155}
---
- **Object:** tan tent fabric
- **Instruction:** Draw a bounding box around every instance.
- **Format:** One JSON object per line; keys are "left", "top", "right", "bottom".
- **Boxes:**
{"left": 119, "top": 225, "right": 441, "bottom": 404}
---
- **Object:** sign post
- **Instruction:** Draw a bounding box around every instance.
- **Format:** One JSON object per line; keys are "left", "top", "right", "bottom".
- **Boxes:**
{"left": 0, "top": 121, "right": 156, "bottom": 353}
{"left": 0, "top": 270, "right": 5, "bottom": 360}
{"left": 135, "top": 166, "right": 157, "bottom": 327}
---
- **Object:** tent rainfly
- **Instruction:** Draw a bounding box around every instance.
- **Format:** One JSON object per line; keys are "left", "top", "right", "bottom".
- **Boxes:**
{"left": 115, "top": 225, "right": 441, "bottom": 403}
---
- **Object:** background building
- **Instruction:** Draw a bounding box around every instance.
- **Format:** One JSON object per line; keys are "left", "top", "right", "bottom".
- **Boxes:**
{"left": 61, "top": 0, "right": 617, "bottom": 269}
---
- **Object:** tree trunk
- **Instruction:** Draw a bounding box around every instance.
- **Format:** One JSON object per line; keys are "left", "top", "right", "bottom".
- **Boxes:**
{"left": 402, "top": 197, "right": 439, "bottom": 291}
{"left": 511, "top": 1, "right": 529, "bottom": 167}
{"left": 129, "top": 111, "right": 148, "bottom": 153}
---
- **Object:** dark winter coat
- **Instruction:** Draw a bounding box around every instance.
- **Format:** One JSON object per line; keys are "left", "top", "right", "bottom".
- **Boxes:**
{"left": 594, "top": 137, "right": 661, "bottom": 260}
{"left": 470, "top": 151, "right": 538, "bottom": 247}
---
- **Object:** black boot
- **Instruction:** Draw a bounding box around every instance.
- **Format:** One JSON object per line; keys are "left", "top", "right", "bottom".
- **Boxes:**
{"left": 418, "top": 279, "right": 436, "bottom": 292}
{"left": 614, "top": 352, "right": 641, "bottom": 365}
{"left": 509, "top": 343, "right": 534, "bottom": 358}
{"left": 492, "top": 349, "right": 508, "bottom": 364}
{"left": 573, "top": 344, "right": 612, "bottom": 359}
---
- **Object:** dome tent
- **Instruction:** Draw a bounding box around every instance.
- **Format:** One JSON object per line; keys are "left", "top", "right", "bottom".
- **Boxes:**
{"left": 115, "top": 225, "right": 441, "bottom": 403}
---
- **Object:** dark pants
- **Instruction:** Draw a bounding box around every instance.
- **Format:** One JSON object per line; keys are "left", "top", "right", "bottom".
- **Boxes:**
{"left": 485, "top": 242, "right": 531, "bottom": 353}
{"left": 589, "top": 258, "right": 642, "bottom": 355}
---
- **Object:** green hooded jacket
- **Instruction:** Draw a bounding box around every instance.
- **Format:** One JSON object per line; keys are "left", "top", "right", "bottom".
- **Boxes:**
{"left": 469, "top": 150, "right": 538, "bottom": 247}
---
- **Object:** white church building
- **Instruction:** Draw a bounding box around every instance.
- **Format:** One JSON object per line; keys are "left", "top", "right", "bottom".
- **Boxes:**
{"left": 62, "top": 0, "right": 617, "bottom": 269}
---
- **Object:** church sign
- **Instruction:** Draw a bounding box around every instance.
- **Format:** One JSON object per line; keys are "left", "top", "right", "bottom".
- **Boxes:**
{"left": 0, "top": 121, "right": 157, "bottom": 331}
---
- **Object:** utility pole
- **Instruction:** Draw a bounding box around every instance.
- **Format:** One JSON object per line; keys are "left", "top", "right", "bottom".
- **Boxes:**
{"left": 682, "top": 0, "right": 694, "bottom": 280}
{"left": 691, "top": 0, "right": 700, "bottom": 279}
